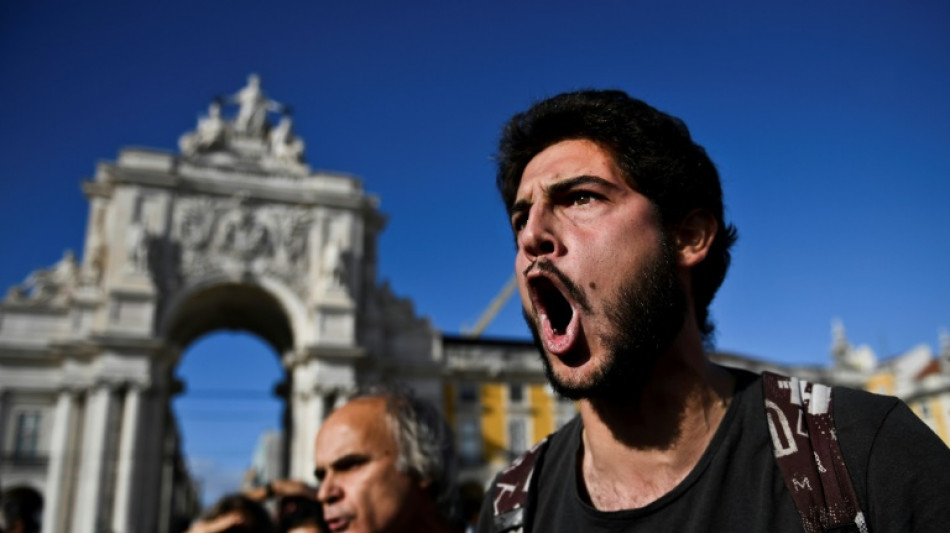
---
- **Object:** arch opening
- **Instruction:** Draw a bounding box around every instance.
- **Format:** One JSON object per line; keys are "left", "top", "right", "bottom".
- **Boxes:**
{"left": 162, "top": 282, "right": 296, "bottom": 508}
{"left": 173, "top": 331, "right": 287, "bottom": 508}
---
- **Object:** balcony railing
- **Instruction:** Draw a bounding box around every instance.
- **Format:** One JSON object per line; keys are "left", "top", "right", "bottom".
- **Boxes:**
{"left": 0, "top": 452, "right": 49, "bottom": 468}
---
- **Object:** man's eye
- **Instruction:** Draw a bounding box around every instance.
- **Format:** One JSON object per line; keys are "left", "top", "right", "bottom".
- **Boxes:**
{"left": 336, "top": 455, "right": 369, "bottom": 471}
{"left": 512, "top": 215, "right": 526, "bottom": 232}
{"left": 571, "top": 192, "right": 594, "bottom": 206}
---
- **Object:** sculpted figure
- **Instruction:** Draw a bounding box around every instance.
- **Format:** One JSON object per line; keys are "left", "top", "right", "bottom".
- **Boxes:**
{"left": 232, "top": 74, "right": 281, "bottom": 136}
{"left": 180, "top": 101, "right": 226, "bottom": 155}
{"left": 127, "top": 223, "right": 148, "bottom": 273}
{"left": 269, "top": 116, "right": 305, "bottom": 163}
{"left": 8, "top": 251, "right": 78, "bottom": 303}
{"left": 321, "top": 238, "right": 347, "bottom": 291}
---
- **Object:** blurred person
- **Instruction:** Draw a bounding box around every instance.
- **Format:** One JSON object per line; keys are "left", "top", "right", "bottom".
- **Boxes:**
{"left": 276, "top": 495, "right": 326, "bottom": 533}
{"left": 243, "top": 478, "right": 326, "bottom": 532}
{"left": 185, "top": 493, "right": 275, "bottom": 533}
{"left": 0, "top": 486, "right": 42, "bottom": 533}
{"left": 282, "top": 511, "right": 328, "bottom": 533}
{"left": 314, "top": 388, "right": 463, "bottom": 533}
{"left": 477, "top": 89, "right": 950, "bottom": 532}
{"left": 457, "top": 481, "right": 484, "bottom": 533}
{"left": 245, "top": 479, "right": 317, "bottom": 504}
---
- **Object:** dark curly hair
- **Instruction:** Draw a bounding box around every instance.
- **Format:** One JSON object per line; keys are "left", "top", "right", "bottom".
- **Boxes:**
{"left": 496, "top": 89, "right": 737, "bottom": 341}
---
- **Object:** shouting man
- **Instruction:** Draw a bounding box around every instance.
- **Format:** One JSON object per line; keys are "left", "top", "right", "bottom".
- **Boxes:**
{"left": 478, "top": 90, "right": 950, "bottom": 532}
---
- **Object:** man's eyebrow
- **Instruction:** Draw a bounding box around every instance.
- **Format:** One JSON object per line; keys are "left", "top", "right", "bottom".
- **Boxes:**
{"left": 546, "top": 175, "right": 614, "bottom": 197}
{"left": 511, "top": 175, "right": 615, "bottom": 217}
{"left": 331, "top": 452, "right": 370, "bottom": 470}
{"left": 510, "top": 198, "right": 531, "bottom": 218}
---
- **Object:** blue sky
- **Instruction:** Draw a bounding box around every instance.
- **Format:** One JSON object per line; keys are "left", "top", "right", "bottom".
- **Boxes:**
{"left": 3, "top": 1, "right": 949, "bottom": 503}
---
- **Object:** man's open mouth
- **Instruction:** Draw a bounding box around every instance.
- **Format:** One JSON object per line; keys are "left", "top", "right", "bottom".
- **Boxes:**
{"left": 531, "top": 277, "right": 573, "bottom": 333}
{"left": 528, "top": 274, "right": 580, "bottom": 354}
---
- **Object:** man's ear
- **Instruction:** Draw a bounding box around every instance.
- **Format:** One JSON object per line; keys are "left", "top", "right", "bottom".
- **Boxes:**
{"left": 674, "top": 209, "right": 717, "bottom": 267}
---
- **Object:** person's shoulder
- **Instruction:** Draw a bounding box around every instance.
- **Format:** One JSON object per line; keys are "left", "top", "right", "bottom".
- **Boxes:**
{"left": 831, "top": 384, "right": 902, "bottom": 428}
{"left": 489, "top": 414, "right": 580, "bottom": 488}
{"left": 504, "top": 414, "right": 580, "bottom": 474}
{"left": 545, "top": 413, "right": 582, "bottom": 452}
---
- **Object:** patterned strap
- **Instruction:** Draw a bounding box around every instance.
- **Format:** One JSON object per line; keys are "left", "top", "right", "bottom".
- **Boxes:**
{"left": 491, "top": 437, "right": 550, "bottom": 533}
{"left": 762, "top": 372, "right": 869, "bottom": 533}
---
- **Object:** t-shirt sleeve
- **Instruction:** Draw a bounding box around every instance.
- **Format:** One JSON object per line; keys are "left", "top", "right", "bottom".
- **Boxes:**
{"left": 862, "top": 399, "right": 950, "bottom": 531}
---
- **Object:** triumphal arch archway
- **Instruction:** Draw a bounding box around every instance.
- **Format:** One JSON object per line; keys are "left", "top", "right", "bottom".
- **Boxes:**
{"left": 0, "top": 76, "right": 440, "bottom": 533}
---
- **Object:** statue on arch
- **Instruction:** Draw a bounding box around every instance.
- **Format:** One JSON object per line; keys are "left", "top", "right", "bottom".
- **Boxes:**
{"left": 321, "top": 238, "right": 349, "bottom": 292}
{"left": 126, "top": 223, "right": 149, "bottom": 273}
{"left": 269, "top": 115, "right": 305, "bottom": 164}
{"left": 6, "top": 250, "right": 79, "bottom": 304}
{"left": 231, "top": 74, "right": 283, "bottom": 136}
{"left": 179, "top": 100, "right": 226, "bottom": 155}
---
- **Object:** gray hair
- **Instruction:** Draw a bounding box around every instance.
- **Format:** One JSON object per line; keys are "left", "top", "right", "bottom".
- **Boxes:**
{"left": 351, "top": 386, "right": 460, "bottom": 524}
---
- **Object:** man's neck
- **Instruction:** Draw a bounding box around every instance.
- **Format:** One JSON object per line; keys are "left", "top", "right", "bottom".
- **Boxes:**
{"left": 576, "top": 334, "right": 735, "bottom": 511}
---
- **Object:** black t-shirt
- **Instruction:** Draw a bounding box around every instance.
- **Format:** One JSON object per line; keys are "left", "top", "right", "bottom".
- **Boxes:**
{"left": 477, "top": 368, "right": 950, "bottom": 532}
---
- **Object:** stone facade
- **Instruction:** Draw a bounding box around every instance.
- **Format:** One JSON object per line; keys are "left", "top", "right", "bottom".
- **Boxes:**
{"left": 0, "top": 76, "right": 438, "bottom": 532}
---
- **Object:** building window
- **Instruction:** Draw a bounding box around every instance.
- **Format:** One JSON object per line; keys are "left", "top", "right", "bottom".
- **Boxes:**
{"left": 458, "top": 418, "right": 482, "bottom": 464}
{"left": 14, "top": 411, "right": 41, "bottom": 457}
{"left": 459, "top": 382, "right": 478, "bottom": 404}
{"left": 508, "top": 418, "right": 527, "bottom": 456}
{"left": 508, "top": 383, "right": 524, "bottom": 404}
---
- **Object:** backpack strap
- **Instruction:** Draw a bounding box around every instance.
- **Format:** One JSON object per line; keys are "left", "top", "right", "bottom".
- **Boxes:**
{"left": 762, "top": 371, "right": 869, "bottom": 533}
{"left": 490, "top": 437, "right": 550, "bottom": 533}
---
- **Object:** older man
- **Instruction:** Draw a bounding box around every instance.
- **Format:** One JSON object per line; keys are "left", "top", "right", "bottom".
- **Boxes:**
{"left": 478, "top": 89, "right": 950, "bottom": 532}
{"left": 314, "top": 389, "right": 463, "bottom": 533}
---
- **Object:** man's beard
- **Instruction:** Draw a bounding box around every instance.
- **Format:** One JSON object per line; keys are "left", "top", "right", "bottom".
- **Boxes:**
{"left": 524, "top": 241, "right": 686, "bottom": 401}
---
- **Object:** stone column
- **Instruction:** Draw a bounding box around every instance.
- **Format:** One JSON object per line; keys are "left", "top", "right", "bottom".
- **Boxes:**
{"left": 42, "top": 388, "right": 77, "bottom": 533}
{"left": 137, "top": 386, "right": 166, "bottom": 532}
{"left": 157, "top": 427, "right": 177, "bottom": 533}
{"left": 0, "top": 390, "right": 9, "bottom": 454}
{"left": 289, "top": 390, "right": 326, "bottom": 480}
{"left": 289, "top": 390, "right": 310, "bottom": 480}
{"left": 305, "top": 390, "right": 328, "bottom": 480}
{"left": 112, "top": 384, "right": 143, "bottom": 533}
{"left": 73, "top": 383, "right": 115, "bottom": 533}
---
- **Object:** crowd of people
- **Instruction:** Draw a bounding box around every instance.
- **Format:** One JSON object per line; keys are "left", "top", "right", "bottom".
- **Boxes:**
{"left": 182, "top": 479, "right": 326, "bottom": 533}
{"left": 183, "top": 387, "right": 481, "bottom": 533}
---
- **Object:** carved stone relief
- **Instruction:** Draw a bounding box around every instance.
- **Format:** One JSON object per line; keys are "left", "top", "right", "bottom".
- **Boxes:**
{"left": 316, "top": 216, "right": 353, "bottom": 299}
{"left": 172, "top": 196, "right": 314, "bottom": 296}
{"left": 126, "top": 223, "right": 149, "bottom": 274}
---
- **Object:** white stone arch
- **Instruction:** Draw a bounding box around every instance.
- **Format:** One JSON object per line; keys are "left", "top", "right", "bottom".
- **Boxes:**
{"left": 0, "top": 76, "right": 440, "bottom": 533}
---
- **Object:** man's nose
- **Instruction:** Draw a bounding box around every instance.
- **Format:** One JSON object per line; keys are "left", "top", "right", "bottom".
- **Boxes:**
{"left": 518, "top": 207, "right": 560, "bottom": 260}
{"left": 316, "top": 474, "right": 341, "bottom": 503}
